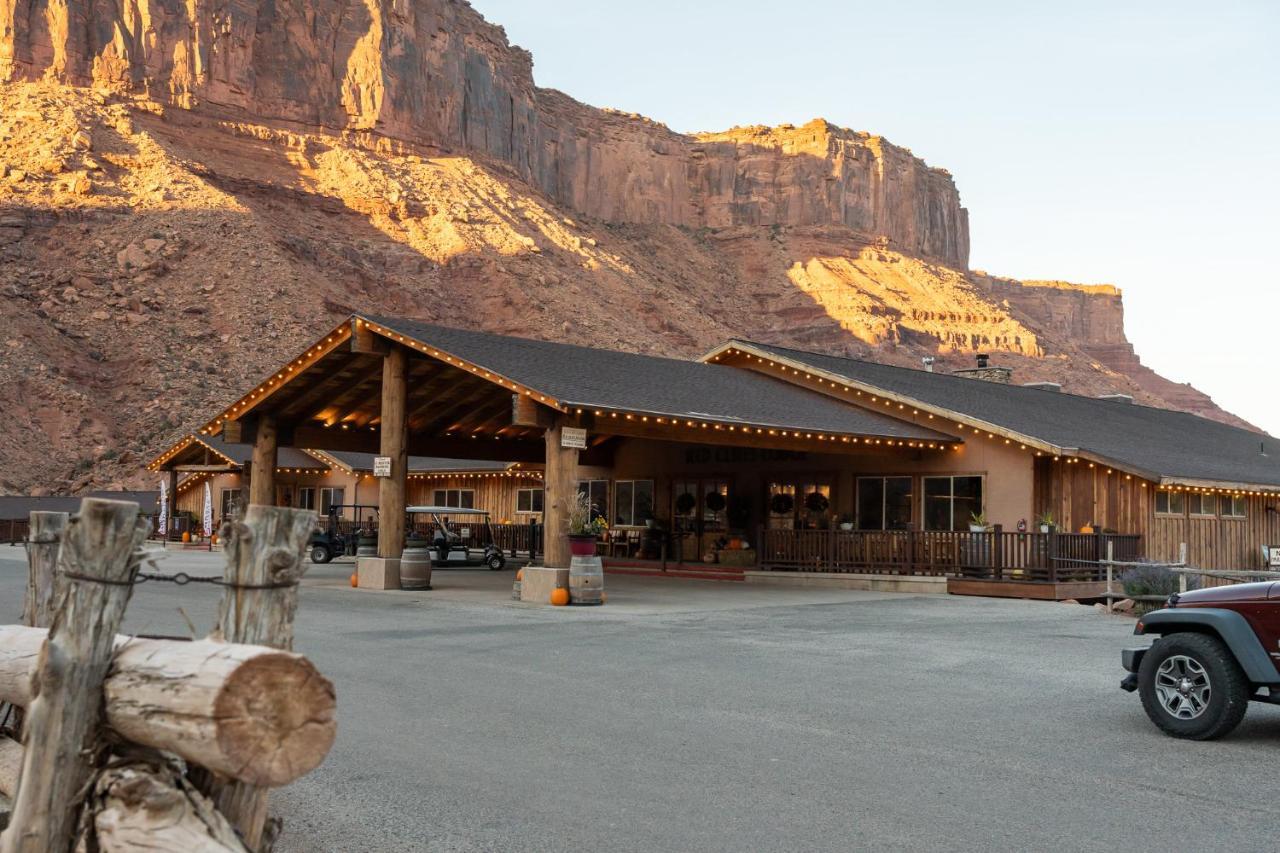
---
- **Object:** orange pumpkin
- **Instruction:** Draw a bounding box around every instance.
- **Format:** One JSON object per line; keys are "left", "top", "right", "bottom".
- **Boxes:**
{"left": 349, "top": 572, "right": 359, "bottom": 588}
{"left": 181, "top": 531, "right": 191, "bottom": 543}
{"left": 210, "top": 534, "right": 219, "bottom": 546}
{"left": 515, "top": 569, "right": 524, "bottom": 581}
{"left": 550, "top": 587, "right": 570, "bottom": 606}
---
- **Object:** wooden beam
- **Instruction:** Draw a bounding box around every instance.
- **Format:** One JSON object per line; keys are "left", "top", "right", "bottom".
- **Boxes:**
{"left": 378, "top": 346, "right": 408, "bottom": 560}
{"left": 173, "top": 464, "right": 239, "bottom": 473}
{"left": 248, "top": 414, "right": 278, "bottom": 507}
{"left": 276, "top": 360, "right": 373, "bottom": 422}
{"left": 350, "top": 318, "right": 390, "bottom": 355}
{"left": 289, "top": 425, "right": 545, "bottom": 462}
{"left": 222, "top": 418, "right": 246, "bottom": 444}
{"left": 512, "top": 395, "right": 556, "bottom": 428}
{"left": 542, "top": 416, "right": 579, "bottom": 569}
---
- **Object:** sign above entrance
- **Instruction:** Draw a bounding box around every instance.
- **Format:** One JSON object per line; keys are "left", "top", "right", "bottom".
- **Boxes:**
{"left": 373, "top": 456, "right": 392, "bottom": 478}
{"left": 561, "top": 427, "right": 588, "bottom": 450}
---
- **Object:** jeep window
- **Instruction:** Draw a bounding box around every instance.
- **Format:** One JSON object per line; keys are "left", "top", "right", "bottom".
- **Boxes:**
{"left": 1188, "top": 493, "right": 1217, "bottom": 517}
{"left": 1155, "top": 491, "right": 1185, "bottom": 516}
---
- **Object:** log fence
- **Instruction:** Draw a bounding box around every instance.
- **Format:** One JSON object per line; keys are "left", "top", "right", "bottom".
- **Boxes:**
{"left": 0, "top": 500, "right": 335, "bottom": 852}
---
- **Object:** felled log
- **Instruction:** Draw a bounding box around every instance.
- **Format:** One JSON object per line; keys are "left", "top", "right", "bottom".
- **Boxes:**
{"left": 87, "top": 756, "right": 248, "bottom": 853}
{"left": 202, "top": 504, "right": 316, "bottom": 850}
{"left": 1, "top": 497, "right": 147, "bottom": 853}
{"left": 0, "top": 737, "right": 19, "bottom": 799}
{"left": 22, "top": 511, "right": 68, "bottom": 630}
{"left": 0, "top": 628, "right": 335, "bottom": 787}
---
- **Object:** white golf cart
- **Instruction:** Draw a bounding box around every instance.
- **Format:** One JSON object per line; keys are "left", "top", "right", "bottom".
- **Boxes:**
{"left": 405, "top": 506, "right": 506, "bottom": 571}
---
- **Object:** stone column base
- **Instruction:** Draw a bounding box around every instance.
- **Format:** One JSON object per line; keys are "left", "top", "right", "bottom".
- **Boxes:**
{"left": 520, "top": 566, "right": 569, "bottom": 604}
{"left": 357, "top": 556, "right": 401, "bottom": 590}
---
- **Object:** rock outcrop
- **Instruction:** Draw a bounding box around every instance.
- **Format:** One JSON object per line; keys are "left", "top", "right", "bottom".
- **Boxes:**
{"left": 0, "top": 0, "right": 969, "bottom": 267}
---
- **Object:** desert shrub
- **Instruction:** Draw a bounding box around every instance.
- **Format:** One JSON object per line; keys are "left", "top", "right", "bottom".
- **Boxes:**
{"left": 1119, "top": 564, "right": 1199, "bottom": 598}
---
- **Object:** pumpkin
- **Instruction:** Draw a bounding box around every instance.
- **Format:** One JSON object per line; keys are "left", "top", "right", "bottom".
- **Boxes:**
{"left": 516, "top": 569, "right": 524, "bottom": 582}
{"left": 349, "top": 572, "right": 358, "bottom": 588}
{"left": 181, "top": 531, "right": 191, "bottom": 543}
{"left": 550, "top": 587, "right": 570, "bottom": 606}
{"left": 210, "top": 534, "right": 219, "bottom": 546}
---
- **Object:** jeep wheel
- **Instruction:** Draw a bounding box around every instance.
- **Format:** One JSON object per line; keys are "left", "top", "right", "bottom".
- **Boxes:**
{"left": 310, "top": 545, "right": 332, "bottom": 565}
{"left": 1137, "top": 633, "right": 1249, "bottom": 740}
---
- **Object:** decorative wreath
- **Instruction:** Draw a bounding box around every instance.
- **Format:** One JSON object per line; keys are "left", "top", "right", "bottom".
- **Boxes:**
{"left": 770, "top": 493, "right": 795, "bottom": 515}
{"left": 704, "top": 491, "right": 727, "bottom": 513}
{"left": 805, "top": 491, "right": 830, "bottom": 513}
{"left": 675, "top": 492, "right": 697, "bottom": 515}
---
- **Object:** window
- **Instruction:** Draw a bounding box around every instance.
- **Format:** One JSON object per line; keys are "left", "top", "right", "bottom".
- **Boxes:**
{"left": 576, "top": 480, "right": 608, "bottom": 521}
{"left": 320, "top": 487, "right": 344, "bottom": 515}
{"left": 767, "top": 482, "right": 797, "bottom": 530}
{"left": 432, "top": 489, "right": 475, "bottom": 508}
{"left": 614, "top": 480, "right": 655, "bottom": 527}
{"left": 923, "top": 476, "right": 983, "bottom": 531}
{"left": 1155, "top": 491, "right": 1186, "bottom": 516}
{"left": 857, "top": 477, "right": 913, "bottom": 530}
{"left": 296, "top": 487, "right": 315, "bottom": 510}
{"left": 1223, "top": 495, "right": 1247, "bottom": 519}
{"left": 220, "top": 488, "right": 241, "bottom": 522}
{"left": 1188, "top": 493, "right": 1217, "bottom": 517}
{"left": 516, "top": 488, "right": 544, "bottom": 514}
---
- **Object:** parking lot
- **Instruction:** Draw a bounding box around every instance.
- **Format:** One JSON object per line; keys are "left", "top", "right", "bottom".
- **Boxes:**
{"left": 2, "top": 545, "right": 1276, "bottom": 852}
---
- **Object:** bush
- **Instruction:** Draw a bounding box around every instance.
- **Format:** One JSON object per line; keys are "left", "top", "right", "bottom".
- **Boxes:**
{"left": 1119, "top": 564, "right": 1199, "bottom": 598}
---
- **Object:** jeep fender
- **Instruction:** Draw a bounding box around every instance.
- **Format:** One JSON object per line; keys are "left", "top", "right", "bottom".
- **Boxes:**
{"left": 1137, "top": 608, "right": 1280, "bottom": 686}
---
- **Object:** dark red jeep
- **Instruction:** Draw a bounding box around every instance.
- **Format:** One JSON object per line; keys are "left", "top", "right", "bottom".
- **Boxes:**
{"left": 1121, "top": 581, "right": 1280, "bottom": 739}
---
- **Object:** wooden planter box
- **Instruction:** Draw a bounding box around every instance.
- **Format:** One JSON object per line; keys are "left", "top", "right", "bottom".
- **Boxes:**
{"left": 716, "top": 549, "right": 758, "bottom": 568}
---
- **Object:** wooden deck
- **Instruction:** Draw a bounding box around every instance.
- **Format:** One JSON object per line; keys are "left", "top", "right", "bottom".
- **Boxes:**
{"left": 946, "top": 578, "right": 1108, "bottom": 601}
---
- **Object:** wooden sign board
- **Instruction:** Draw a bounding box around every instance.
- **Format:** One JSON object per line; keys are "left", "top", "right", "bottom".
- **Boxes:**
{"left": 560, "top": 427, "right": 588, "bottom": 450}
{"left": 1270, "top": 547, "right": 1280, "bottom": 569}
{"left": 373, "top": 456, "right": 392, "bottom": 478}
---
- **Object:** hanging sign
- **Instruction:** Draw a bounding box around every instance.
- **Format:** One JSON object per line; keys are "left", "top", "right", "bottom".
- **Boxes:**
{"left": 560, "top": 427, "right": 588, "bottom": 450}
{"left": 373, "top": 456, "right": 393, "bottom": 477}
{"left": 1270, "top": 547, "right": 1280, "bottom": 569}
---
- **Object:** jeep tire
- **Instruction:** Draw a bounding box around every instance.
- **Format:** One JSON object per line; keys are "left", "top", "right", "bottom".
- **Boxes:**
{"left": 1137, "top": 633, "right": 1249, "bottom": 740}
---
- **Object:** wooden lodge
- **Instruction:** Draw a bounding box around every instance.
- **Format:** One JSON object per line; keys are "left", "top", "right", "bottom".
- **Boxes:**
{"left": 146, "top": 314, "right": 1280, "bottom": 598}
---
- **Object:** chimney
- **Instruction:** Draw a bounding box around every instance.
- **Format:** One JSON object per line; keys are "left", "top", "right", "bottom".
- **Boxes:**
{"left": 1098, "top": 393, "right": 1134, "bottom": 404}
{"left": 921, "top": 356, "right": 935, "bottom": 373}
{"left": 952, "top": 353, "right": 1012, "bottom": 384}
{"left": 1022, "top": 382, "right": 1062, "bottom": 393}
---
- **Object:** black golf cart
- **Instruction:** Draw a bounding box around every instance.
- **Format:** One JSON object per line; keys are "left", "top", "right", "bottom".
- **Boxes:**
{"left": 309, "top": 504, "right": 379, "bottom": 564}
{"left": 406, "top": 506, "right": 506, "bottom": 570}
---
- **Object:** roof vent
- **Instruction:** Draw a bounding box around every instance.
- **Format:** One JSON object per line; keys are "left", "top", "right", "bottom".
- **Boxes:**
{"left": 1022, "top": 382, "right": 1062, "bottom": 393}
{"left": 952, "top": 354, "right": 1012, "bottom": 384}
{"left": 921, "top": 356, "right": 935, "bottom": 373}
{"left": 1098, "top": 393, "right": 1134, "bottom": 404}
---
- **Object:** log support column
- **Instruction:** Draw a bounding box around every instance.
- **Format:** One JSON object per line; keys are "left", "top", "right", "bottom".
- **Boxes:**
{"left": 360, "top": 346, "right": 407, "bottom": 589}
{"left": 248, "top": 415, "right": 278, "bottom": 508}
{"left": 542, "top": 414, "right": 580, "bottom": 570}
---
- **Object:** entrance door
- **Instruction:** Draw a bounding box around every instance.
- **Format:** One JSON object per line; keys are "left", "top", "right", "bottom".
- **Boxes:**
{"left": 672, "top": 478, "right": 730, "bottom": 561}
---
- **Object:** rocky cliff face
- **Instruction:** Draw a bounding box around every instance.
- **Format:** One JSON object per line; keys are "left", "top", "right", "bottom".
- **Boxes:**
{"left": 0, "top": 0, "right": 969, "bottom": 267}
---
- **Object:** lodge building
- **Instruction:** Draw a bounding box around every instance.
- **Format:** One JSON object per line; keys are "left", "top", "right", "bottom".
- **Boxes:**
{"left": 148, "top": 315, "right": 1280, "bottom": 597}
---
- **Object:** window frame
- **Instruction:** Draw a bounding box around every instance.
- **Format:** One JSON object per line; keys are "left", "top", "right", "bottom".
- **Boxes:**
{"left": 576, "top": 479, "right": 609, "bottom": 521}
{"left": 921, "top": 474, "right": 985, "bottom": 532}
{"left": 1155, "top": 490, "right": 1186, "bottom": 517}
{"left": 296, "top": 487, "right": 316, "bottom": 511}
{"left": 1188, "top": 493, "right": 1218, "bottom": 518}
{"left": 320, "top": 487, "right": 345, "bottom": 515}
{"left": 516, "top": 487, "right": 544, "bottom": 515}
{"left": 613, "top": 479, "right": 656, "bottom": 528}
{"left": 431, "top": 488, "right": 476, "bottom": 509}
{"left": 856, "top": 475, "right": 914, "bottom": 531}
{"left": 1222, "top": 495, "right": 1248, "bottom": 520}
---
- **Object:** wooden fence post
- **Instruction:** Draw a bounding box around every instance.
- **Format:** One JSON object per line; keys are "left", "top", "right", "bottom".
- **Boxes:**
{"left": 0, "top": 498, "right": 146, "bottom": 853}
{"left": 1179, "top": 542, "right": 1188, "bottom": 593}
{"left": 1105, "top": 541, "right": 1115, "bottom": 614}
{"left": 22, "top": 512, "right": 68, "bottom": 631}
{"left": 199, "top": 505, "right": 316, "bottom": 851}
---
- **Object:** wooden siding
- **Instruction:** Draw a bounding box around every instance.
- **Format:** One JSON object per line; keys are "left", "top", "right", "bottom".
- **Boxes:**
{"left": 1035, "top": 458, "right": 1280, "bottom": 571}
{"left": 406, "top": 474, "right": 542, "bottom": 523}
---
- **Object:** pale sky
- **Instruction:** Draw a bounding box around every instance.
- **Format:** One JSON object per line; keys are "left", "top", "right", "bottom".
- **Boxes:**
{"left": 472, "top": 0, "right": 1279, "bottom": 434}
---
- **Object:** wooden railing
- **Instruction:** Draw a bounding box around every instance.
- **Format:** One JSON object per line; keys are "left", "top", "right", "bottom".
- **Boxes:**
{"left": 759, "top": 528, "right": 1142, "bottom": 583}
{"left": 2, "top": 518, "right": 30, "bottom": 545}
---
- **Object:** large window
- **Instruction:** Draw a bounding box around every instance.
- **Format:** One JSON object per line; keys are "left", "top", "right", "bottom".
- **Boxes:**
{"left": 857, "top": 477, "right": 913, "bottom": 530}
{"left": 614, "top": 480, "right": 655, "bottom": 527}
{"left": 296, "top": 487, "right": 316, "bottom": 510}
{"left": 320, "top": 487, "right": 345, "bottom": 515}
{"left": 516, "top": 488, "right": 544, "bottom": 514}
{"left": 1189, "top": 493, "right": 1217, "bottom": 517}
{"left": 1223, "top": 495, "right": 1247, "bottom": 519}
{"left": 432, "top": 489, "right": 475, "bottom": 508}
{"left": 1155, "top": 491, "right": 1186, "bottom": 516}
{"left": 923, "top": 476, "right": 983, "bottom": 531}
{"left": 577, "top": 480, "right": 609, "bottom": 521}
{"left": 220, "top": 488, "right": 241, "bottom": 522}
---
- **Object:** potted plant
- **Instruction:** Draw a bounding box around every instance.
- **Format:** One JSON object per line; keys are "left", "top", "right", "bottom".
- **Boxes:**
{"left": 567, "top": 490, "right": 606, "bottom": 556}
{"left": 1036, "top": 511, "right": 1056, "bottom": 534}
{"left": 969, "top": 511, "right": 989, "bottom": 533}
{"left": 838, "top": 513, "right": 854, "bottom": 531}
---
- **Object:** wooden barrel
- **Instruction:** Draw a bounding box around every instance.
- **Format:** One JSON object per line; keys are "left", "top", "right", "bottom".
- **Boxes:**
{"left": 568, "top": 555, "right": 604, "bottom": 605}
{"left": 400, "top": 543, "right": 432, "bottom": 590}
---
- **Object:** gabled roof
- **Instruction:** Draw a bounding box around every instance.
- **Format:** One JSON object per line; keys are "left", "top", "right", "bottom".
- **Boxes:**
{"left": 358, "top": 316, "right": 956, "bottom": 442}
{"left": 150, "top": 434, "right": 328, "bottom": 471}
{"left": 714, "top": 340, "right": 1280, "bottom": 490}
{"left": 307, "top": 449, "right": 519, "bottom": 475}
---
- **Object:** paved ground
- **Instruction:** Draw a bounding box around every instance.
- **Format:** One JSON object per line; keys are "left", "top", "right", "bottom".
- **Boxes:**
{"left": 1, "top": 544, "right": 1276, "bottom": 852}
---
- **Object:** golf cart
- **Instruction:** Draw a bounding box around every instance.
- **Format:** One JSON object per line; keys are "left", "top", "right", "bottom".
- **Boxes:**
{"left": 406, "top": 506, "right": 506, "bottom": 571}
{"left": 309, "top": 504, "right": 379, "bottom": 564}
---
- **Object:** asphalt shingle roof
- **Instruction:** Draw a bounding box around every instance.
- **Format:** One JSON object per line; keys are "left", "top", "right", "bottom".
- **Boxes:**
{"left": 0, "top": 492, "right": 160, "bottom": 521}
{"left": 362, "top": 316, "right": 954, "bottom": 441}
{"left": 735, "top": 340, "right": 1280, "bottom": 488}
{"left": 193, "top": 434, "right": 325, "bottom": 469}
